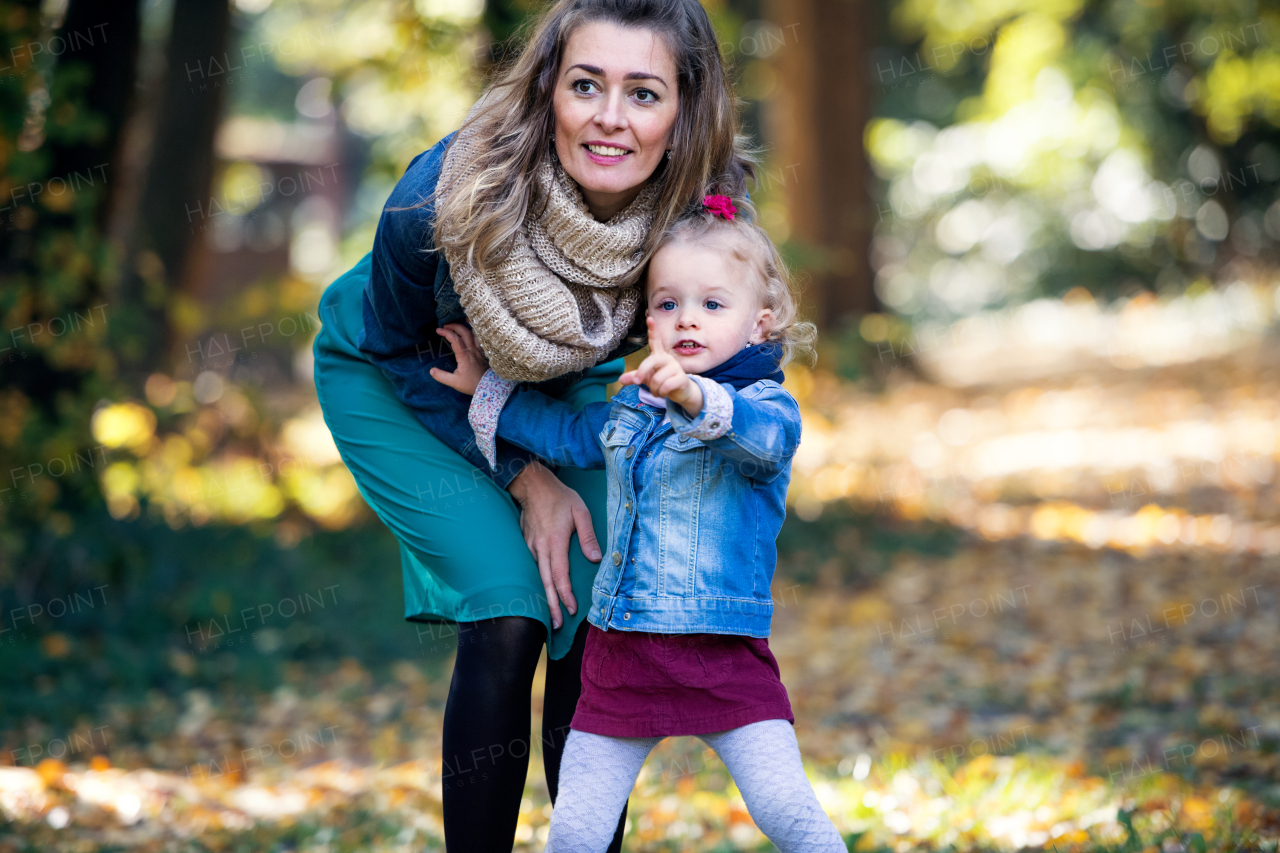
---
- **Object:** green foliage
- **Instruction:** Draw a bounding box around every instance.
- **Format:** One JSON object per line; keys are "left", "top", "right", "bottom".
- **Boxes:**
{"left": 868, "top": 0, "right": 1280, "bottom": 321}
{"left": 0, "top": 3, "right": 123, "bottom": 555}
{"left": 0, "top": 512, "right": 436, "bottom": 740}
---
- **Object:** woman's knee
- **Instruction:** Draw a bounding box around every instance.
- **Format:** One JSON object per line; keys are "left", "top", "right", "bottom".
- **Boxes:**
{"left": 455, "top": 616, "right": 547, "bottom": 670}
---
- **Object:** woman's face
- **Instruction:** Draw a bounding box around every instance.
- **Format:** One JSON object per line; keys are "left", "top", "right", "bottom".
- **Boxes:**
{"left": 553, "top": 21, "right": 679, "bottom": 221}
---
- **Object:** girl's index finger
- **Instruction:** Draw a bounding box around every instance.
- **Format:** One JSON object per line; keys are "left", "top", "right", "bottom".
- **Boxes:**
{"left": 646, "top": 316, "right": 665, "bottom": 356}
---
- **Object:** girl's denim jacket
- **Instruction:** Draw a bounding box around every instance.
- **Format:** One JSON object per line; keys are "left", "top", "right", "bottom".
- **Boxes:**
{"left": 492, "top": 372, "right": 801, "bottom": 637}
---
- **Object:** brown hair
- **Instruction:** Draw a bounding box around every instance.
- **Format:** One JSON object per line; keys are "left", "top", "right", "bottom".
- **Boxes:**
{"left": 432, "top": 0, "right": 755, "bottom": 271}
{"left": 652, "top": 210, "right": 817, "bottom": 367}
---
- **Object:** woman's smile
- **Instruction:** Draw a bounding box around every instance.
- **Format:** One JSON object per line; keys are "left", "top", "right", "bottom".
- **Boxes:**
{"left": 583, "top": 140, "right": 634, "bottom": 164}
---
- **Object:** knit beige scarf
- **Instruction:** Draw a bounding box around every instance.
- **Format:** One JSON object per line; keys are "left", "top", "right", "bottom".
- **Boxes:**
{"left": 435, "top": 126, "right": 661, "bottom": 383}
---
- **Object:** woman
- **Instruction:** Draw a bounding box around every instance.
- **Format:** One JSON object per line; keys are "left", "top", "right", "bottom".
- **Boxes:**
{"left": 313, "top": 0, "right": 752, "bottom": 847}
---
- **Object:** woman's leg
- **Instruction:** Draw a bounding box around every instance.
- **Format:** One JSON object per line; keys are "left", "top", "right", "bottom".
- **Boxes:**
{"left": 699, "top": 720, "right": 846, "bottom": 852}
{"left": 314, "top": 265, "right": 625, "bottom": 846}
{"left": 543, "top": 621, "right": 629, "bottom": 852}
{"left": 545, "top": 730, "right": 658, "bottom": 853}
{"left": 442, "top": 615, "right": 547, "bottom": 851}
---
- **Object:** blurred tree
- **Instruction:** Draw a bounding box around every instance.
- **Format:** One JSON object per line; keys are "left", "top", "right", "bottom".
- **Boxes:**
{"left": 0, "top": 0, "right": 142, "bottom": 536}
{"left": 767, "top": 0, "right": 879, "bottom": 329}
{"left": 114, "top": 0, "right": 232, "bottom": 376}
{"left": 47, "top": 0, "right": 141, "bottom": 224}
{"left": 0, "top": 0, "right": 231, "bottom": 562}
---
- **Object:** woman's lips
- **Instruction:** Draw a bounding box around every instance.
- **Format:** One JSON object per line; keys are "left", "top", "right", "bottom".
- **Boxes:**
{"left": 583, "top": 142, "right": 631, "bottom": 165}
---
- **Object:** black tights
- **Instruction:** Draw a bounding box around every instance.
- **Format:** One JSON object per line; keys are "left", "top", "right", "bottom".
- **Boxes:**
{"left": 442, "top": 616, "right": 628, "bottom": 851}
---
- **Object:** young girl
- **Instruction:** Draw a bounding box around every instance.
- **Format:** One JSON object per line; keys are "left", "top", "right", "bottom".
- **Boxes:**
{"left": 434, "top": 197, "right": 845, "bottom": 852}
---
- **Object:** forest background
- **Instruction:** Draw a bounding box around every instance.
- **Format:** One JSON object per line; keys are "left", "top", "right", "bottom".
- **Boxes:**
{"left": 1, "top": 0, "right": 1279, "bottom": 849}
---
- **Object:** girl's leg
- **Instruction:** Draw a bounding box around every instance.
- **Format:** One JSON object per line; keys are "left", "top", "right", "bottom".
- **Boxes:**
{"left": 543, "top": 621, "right": 629, "bottom": 853}
{"left": 442, "top": 616, "right": 547, "bottom": 851}
{"left": 545, "top": 730, "right": 659, "bottom": 853}
{"left": 700, "top": 719, "right": 846, "bottom": 852}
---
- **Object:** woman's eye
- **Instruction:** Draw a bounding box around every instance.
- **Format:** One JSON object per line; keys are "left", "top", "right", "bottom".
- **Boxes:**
{"left": 633, "top": 88, "right": 658, "bottom": 103}
{"left": 572, "top": 79, "right": 597, "bottom": 94}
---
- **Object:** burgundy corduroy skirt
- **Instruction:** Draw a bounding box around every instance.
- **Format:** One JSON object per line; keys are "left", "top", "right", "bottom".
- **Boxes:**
{"left": 570, "top": 624, "right": 794, "bottom": 738}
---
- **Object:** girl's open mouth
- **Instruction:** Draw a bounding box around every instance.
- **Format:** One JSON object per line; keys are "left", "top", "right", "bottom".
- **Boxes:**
{"left": 674, "top": 340, "right": 704, "bottom": 354}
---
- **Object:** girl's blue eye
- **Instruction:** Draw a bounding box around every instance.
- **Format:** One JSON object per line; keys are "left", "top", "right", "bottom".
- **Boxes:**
{"left": 706, "top": 300, "right": 721, "bottom": 310}
{"left": 659, "top": 300, "right": 676, "bottom": 310}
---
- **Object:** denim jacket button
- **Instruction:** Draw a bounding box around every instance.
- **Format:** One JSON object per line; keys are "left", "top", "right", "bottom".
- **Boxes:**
{"left": 625, "top": 446, "right": 635, "bottom": 458}
{"left": 612, "top": 551, "right": 622, "bottom": 566}
{"left": 622, "top": 613, "right": 630, "bottom": 620}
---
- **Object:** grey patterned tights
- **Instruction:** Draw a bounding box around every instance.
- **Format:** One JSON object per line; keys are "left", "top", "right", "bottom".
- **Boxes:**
{"left": 544, "top": 719, "right": 846, "bottom": 852}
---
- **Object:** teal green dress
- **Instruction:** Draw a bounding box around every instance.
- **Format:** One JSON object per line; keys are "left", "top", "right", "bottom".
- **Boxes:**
{"left": 313, "top": 253, "right": 620, "bottom": 660}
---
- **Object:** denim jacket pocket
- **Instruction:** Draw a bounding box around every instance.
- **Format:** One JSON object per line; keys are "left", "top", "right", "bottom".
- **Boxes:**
{"left": 659, "top": 432, "right": 706, "bottom": 500}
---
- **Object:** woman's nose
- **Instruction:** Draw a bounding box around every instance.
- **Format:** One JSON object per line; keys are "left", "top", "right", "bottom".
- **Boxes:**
{"left": 594, "top": 91, "right": 628, "bottom": 132}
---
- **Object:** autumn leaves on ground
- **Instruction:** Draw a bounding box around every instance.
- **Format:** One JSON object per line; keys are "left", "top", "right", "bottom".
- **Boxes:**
{"left": 4, "top": 334, "right": 1280, "bottom": 852}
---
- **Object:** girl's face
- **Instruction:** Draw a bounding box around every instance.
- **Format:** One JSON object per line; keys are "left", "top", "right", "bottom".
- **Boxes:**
{"left": 645, "top": 239, "right": 773, "bottom": 376}
{"left": 552, "top": 22, "right": 679, "bottom": 221}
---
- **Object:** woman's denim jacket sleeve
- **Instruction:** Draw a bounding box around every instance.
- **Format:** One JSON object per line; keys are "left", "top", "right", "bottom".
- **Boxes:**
{"left": 355, "top": 134, "right": 643, "bottom": 487}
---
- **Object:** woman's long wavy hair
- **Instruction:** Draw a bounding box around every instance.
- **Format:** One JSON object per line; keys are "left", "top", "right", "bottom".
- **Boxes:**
{"left": 433, "top": 0, "right": 755, "bottom": 272}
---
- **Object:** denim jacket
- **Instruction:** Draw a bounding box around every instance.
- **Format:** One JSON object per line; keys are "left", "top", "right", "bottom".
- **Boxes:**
{"left": 353, "top": 132, "right": 645, "bottom": 487}
{"left": 494, "top": 370, "right": 801, "bottom": 637}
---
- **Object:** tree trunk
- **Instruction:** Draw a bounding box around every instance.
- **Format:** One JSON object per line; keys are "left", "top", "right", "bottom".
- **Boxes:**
{"left": 765, "top": 0, "right": 878, "bottom": 330}
{"left": 116, "top": 0, "right": 232, "bottom": 374}
{"left": 48, "top": 0, "right": 142, "bottom": 226}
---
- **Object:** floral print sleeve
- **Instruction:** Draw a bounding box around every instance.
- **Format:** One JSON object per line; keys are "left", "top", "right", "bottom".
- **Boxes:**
{"left": 468, "top": 369, "right": 519, "bottom": 470}
{"left": 670, "top": 375, "right": 733, "bottom": 441}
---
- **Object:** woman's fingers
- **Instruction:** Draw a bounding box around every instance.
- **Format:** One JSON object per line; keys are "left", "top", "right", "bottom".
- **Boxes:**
{"left": 552, "top": 538, "right": 579, "bottom": 618}
{"left": 571, "top": 494, "right": 602, "bottom": 563}
{"left": 533, "top": 544, "right": 565, "bottom": 631}
{"left": 543, "top": 528, "right": 577, "bottom": 624}
{"left": 513, "top": 471, "right": 588, "bottom": 632}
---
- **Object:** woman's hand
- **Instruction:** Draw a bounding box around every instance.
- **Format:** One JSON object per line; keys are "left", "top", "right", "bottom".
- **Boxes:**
{"left": 430, "top": 323, "right": 490, "bottom": 395}
{"left": 507, "top": 462, "right": 602, "bottom": 630}
{"left": 619, "top": 316, "right": 704, "bottom": 415}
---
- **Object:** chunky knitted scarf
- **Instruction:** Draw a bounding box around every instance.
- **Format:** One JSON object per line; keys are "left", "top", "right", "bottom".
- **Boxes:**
{"left": 435, "top": 122, "right": 661, "bottom": 383}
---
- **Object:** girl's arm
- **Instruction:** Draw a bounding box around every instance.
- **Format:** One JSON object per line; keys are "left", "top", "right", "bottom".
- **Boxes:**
{"left": 434, "top": 326, "right": 610, "bottom": 471}
{"left": 666, "top": 381, "right": 801, "bottom": 483}
{"left": 497, "top": 393, "right": 610, "bottom": 470}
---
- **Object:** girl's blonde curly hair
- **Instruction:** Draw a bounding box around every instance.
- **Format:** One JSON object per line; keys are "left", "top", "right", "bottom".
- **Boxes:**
{"left": 651, "top": 208, "right": 817, "bottom": 367}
